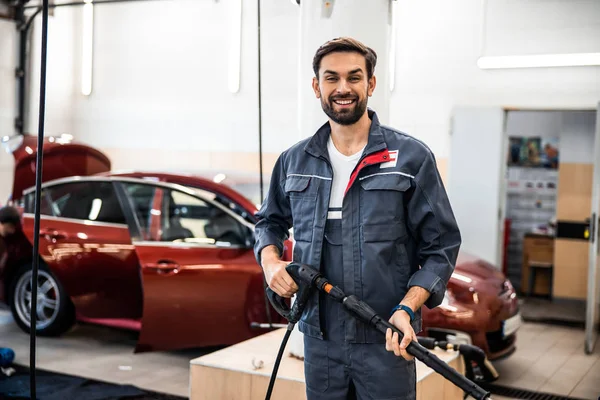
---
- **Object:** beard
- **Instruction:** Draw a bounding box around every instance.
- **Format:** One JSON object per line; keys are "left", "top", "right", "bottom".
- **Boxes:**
{"left": 320, "top": 94, "right": 367, "bottom": 126}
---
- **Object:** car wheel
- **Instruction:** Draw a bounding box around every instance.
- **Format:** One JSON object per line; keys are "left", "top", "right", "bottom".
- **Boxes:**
{"left": 9, "top": 263, "right": 75, "bottom": 336}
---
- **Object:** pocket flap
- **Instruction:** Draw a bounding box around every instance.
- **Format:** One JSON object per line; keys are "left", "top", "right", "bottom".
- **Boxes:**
{"left": 360, "top": 173, "right": 411, "bottom": 192}
{"left": 362, "top": 223, "right": 406, "bottom": 242}
{"left": 285, "top": 175, "right": 311, "bottom": 193}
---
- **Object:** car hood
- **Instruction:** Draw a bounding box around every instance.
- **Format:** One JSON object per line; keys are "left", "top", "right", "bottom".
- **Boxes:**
{"left": 451, "top": 251, "right": 507, "bottom": 293}
{"left": 3, "top": 134, "right": 111, "bottom": 201}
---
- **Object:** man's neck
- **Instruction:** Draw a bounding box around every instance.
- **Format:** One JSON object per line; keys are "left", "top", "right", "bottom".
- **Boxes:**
{"left": 329, "top": 112, "right": 371, "bottom": 156}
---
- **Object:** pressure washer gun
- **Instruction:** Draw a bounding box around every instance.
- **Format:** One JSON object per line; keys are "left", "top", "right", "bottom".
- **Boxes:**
{"left": 265, "top": 262, "right": 314, "bottom": 326}
{"left": 265, "top": 262, "right": 494, "bottom": 400}
{"left": 417, "top": 336, "right": 499, "bottom": 383}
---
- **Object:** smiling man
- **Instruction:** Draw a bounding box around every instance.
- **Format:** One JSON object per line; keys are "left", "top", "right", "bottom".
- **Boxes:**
{"left": 254, "top": 37, "right": 461, "bottom": 400}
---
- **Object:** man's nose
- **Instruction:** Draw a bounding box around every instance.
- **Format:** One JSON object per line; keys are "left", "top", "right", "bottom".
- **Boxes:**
{"left": 335, "top": 79, "right": 351, "bottom": 93}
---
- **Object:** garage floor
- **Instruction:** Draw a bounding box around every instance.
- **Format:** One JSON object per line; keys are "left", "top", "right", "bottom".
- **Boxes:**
{"left": 1, "top": 304, "right": 599, "bottom": 400}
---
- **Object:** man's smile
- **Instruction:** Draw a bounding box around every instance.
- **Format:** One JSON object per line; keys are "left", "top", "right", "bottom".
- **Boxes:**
{"left": 332, "top": 98, "right": 356, "bottom": 106}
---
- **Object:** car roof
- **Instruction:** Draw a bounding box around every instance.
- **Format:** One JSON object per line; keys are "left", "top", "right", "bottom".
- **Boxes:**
{"left": 22, "top": 172, "right": 259, "bottom": 218}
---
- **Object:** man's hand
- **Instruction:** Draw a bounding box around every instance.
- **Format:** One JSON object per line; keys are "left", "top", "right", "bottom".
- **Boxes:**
{"left": 261, "top": 245, "right": 298, "bottom": 298}
{"left": 385, "top": 310, "right": 416, "bottom": 361}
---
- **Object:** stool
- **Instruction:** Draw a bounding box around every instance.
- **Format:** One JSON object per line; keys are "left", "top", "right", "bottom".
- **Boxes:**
{"left": 527, "top": 262, "right": 553, "bottom": 298}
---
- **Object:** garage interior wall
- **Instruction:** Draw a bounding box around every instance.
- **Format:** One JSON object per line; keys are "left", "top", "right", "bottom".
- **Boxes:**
{"left": 0, "top": 0, "right": 599, "bottom": 205}
{"left": 0, "top": 19, "right": 16, "bottom": 203}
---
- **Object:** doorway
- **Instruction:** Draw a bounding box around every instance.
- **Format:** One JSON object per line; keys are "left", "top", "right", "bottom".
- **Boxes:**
{"left": 448, "top": 104, "right": 600, "bottom": 354}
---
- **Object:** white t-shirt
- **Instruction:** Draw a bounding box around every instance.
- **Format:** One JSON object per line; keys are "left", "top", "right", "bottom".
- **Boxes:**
{"left": 327, "top": 135, "right": 365, "bottom": 220}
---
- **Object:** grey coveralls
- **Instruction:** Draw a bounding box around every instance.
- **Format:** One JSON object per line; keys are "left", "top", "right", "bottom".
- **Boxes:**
{"left": 254, "top": 109, "right": 461, "bottom": 399}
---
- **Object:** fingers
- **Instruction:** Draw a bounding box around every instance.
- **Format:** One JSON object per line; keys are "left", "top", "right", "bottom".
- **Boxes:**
{"left": 385, "top": 328, "right": 392, "bottom": 351}
{"left": 385, "top": 329, "right": 403, "bottom": 356}
{"left": 280, "top": 270, "right": 299, "bottom": 292}
{"left": 399, "top": 333, "right": 415, "bottom": 361}
{"left": 267, "top": 264, "right": 299, "bottom": 298}
{"left": 385, "top": 325, "right": 416, "bottom": 361}
{"left": 392, "top": 331, "right": 401, "bottom": 356}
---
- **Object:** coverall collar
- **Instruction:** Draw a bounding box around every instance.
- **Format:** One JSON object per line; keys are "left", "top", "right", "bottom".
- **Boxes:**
{"left": 304, "top": 108, "right": 387, "bottom": 160}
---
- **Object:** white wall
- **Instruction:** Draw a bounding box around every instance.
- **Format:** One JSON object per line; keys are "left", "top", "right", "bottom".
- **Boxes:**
{"left": 27, "top": 7, "right": 75, "bottom": 137}
{"left": 0, "top": 20, "right": 15, "bottom": 136}
{"left": 0, "top": 20, "right": 16, "bottom": 204}
{"left": 66, "top": 0, "right": 299, "bottom": 155}
{"left": 506, "top": 110, "right": 597, "bottom": 164}
{"left": 0, "top": 0, "right": 599, "bottom": 205}
{"left": 389, "top": 0, "right": 600, "bottom": 159}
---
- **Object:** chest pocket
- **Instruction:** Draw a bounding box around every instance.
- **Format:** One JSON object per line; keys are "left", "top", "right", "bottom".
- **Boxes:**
{"left": 285, "top": 175, "right": 318, "bottom": 242}
{"left": 359, "top": 173, "right": 412, "bottom": 227}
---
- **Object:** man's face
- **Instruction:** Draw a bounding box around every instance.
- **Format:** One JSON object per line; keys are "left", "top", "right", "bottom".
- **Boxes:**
{"left": 0, "top": 222, "right": 16, "bottom": 238}
{"left": 312, "top": 51, "right": 376, "bottom": 126}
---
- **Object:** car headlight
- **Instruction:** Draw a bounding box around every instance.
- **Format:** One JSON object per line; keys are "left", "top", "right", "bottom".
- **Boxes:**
{"left": 441, "top": 290, "right": 451, "bottom": 307}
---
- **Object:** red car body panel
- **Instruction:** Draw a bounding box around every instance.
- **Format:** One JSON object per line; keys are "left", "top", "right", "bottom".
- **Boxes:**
{"left": 134, "top": 243, "right": 267, "bottom": 352}
{"left": 1, "top": 134, "right": 519, "bottom": 358}
{"left": 20, "top": 215, "right": 143, "bottom": 320}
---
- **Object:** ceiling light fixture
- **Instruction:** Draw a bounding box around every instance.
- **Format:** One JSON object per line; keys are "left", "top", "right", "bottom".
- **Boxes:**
{"left": 81, "top": 0, "right": 94, "bottom": 96}
{"left": 477, "top": 52, "right": 600, "bottom": 69}
{"left": 228, "top": 0, "right": 242, "bottom": 93}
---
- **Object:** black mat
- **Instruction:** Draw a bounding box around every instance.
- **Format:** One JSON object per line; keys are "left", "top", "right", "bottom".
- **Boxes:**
{"left": 0, "top": 365, "right": 187, "bottom": 400}
{"left": 480, "top": 382, "right": 594, "bottom": 400}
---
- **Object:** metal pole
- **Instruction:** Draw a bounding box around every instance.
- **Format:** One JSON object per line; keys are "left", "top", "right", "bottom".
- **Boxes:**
{"left": 257, "top": 0, "right": 264, "bottom": 204}
{"left": 30, "top": 0, "right": 49, "bottom": 397}
{"left": 15, "top": 1, "right": 27, "bottom": 135}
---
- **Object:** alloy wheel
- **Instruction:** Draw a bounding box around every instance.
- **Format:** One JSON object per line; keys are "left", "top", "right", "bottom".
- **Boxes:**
{"left": 14, "top": 270, "right": 61, "bottom": 330}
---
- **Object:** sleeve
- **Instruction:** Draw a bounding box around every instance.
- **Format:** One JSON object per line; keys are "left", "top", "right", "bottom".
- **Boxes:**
{"left": 405, "top": 150, "right": 462, "bottom": 309}
{"left": 253, "top": 152, "right": 293, "bottom": 267}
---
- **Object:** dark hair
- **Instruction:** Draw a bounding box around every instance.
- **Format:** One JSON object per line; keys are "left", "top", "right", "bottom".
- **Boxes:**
{"left": 312, "top": 37, "right": 378, "bottom": 79}
{"left": 0, "top": 206, "right": 21, "bottom": 226}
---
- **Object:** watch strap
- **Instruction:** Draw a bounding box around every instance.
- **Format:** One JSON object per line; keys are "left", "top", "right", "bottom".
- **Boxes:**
{"left": 390, "top": 304, "right": 415, "bottom": 322}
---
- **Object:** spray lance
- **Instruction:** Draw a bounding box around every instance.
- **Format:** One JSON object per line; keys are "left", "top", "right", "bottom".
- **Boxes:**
{"left": 264, "top": 262, "right": 496, "bottom": 400}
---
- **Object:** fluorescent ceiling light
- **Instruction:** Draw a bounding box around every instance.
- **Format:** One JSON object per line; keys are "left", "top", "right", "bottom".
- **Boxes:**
{"left": 228, "top": 0, "right": 242, "bottom": 94}
{"left": 81, "top": 0, "right": 94, "bottom": 96}
{"left": 477, "top": 53, "right": 600, "bottom": 69}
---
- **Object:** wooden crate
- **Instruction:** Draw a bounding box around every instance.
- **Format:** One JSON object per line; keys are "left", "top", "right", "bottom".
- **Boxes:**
{"left": 190, "top": 329, "right": 466, "bottom": 400}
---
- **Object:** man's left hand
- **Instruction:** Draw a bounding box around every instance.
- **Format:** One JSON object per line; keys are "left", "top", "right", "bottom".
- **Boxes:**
{"left": 385, "top": 310, "right": 416, "bottom": 361}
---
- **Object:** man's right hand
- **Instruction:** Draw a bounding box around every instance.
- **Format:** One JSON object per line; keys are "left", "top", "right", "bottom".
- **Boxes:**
{"left": 261, "top": 246, "right": 298, "bottom": 298}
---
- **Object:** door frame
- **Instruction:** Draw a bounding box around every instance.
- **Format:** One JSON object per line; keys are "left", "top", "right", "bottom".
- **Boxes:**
{"left": 585, "top": 101, "right": 600, "bottom": 354}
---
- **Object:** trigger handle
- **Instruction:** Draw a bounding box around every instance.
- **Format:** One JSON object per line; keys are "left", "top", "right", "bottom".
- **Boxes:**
{"left": 266, "top": 287, "right": 292, "bottom": 320}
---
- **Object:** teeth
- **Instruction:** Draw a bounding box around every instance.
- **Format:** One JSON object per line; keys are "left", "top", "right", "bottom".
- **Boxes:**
{"left": 335, "top": 100, "right": 354, "bottom": 105}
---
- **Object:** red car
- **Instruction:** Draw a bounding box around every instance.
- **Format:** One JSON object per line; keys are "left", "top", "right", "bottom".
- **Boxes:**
{"left": 0, "top": 134, "right": 521, "bottom": 359}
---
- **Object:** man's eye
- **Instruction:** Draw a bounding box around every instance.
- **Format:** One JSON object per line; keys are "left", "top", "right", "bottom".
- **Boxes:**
{"left": 326, "top": 77, "right": 337, "bottom": 82}
{"left": 349, "top": 77, "right": 360, "bottom": 82}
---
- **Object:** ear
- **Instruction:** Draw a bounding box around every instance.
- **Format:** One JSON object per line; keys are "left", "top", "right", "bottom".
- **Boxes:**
{"left": 367, "top": 75, "right": 376, "bottom": 97}
{"left": 312, "top": 77, "right": 321, "bottom": 99}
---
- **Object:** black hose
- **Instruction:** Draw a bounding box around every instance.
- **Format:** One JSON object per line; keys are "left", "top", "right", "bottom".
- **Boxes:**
{"left": 265, "top": 322, "right": 295, "bottom": 400}
{"left": 30, "top": 0, "right": 50, "bottom": 398}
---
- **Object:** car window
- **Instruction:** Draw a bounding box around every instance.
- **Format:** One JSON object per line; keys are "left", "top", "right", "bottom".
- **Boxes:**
{"left": 43, "top": 181, "right": 126, "bottom": 225}
{"left": 23, "top": 191, "right": 53, "bottom": 216}
{"left": 121, "top": 183, "right": 156, "bottom": 239}
{"left": 158, "top": 188, "right": 249, "bottom": 246}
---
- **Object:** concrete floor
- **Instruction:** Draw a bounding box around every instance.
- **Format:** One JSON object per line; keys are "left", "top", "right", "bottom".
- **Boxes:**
{"left": 1, "top": 304, "right": 599, "bottom": 399}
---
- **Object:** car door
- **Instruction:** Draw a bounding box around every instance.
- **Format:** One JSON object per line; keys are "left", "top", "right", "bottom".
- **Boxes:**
{"left": 119, "top": 181, "right": 266, "bottom": 352}
{"left": 22, "top": 179, "right": 143, "bottom": 319}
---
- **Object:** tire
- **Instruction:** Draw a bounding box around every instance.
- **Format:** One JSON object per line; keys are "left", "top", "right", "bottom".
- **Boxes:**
{"left": 9, "top": 262, "right": 75, "bottom": 337}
